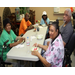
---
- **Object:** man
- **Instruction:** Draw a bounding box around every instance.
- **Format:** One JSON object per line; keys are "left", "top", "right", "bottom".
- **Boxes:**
{"left": 45, "top": 8, "right": 73, "bottom": 48}
{"left": 19, "top": 13, "right": 34, "bottom": 36}
{"left": 60, "top": 8, "right": 73, "bottom": 47}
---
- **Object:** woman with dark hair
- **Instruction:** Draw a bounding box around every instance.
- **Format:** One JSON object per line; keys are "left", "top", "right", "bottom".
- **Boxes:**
{"left": 40, "top": 11, "right": 50, "bottom": 25}
{"left": 40, "top": 11, "right": 50, "bottom": 35}
{"left": 31, "top": 22, "right": 64, "bottom": 67}
{"left": 0, "top": 18, "right": 25, "bottom": 66}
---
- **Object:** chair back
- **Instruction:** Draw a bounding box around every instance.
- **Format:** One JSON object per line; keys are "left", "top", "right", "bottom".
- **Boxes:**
{"left": 66, "top": 32, "right": 75, "bottom": 55}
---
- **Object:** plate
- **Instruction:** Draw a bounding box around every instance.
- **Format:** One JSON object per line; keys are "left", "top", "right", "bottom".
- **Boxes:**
{"left": 42, "top": 24, "right": 46, "bottom": 27}
{"left": 37, "top": 34, "right": 43, "bottom": 40}
{"left": 31, "top": 47, "right": 39, "bottom": 51}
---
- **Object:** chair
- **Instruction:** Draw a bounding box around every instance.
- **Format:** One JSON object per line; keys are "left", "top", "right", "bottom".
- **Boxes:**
{"left": 8, "top": 13, "right": 19, "bottom": 36}
{"left": 63, "top": 32, "right": 75, "bottom": 67}
{"left": 0, "top": 40, "right": 12, "bottom": 67}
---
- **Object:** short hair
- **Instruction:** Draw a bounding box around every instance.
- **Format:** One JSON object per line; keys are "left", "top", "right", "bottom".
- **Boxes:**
{"left": 25, "top": 13, "right": 30, "bottom": 18}
{"left": 65, "top": 8, "right": 72, "bottom": 17}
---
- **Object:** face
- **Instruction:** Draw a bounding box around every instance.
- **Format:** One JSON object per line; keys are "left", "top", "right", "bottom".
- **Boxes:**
{"left": 49, "top": 25, "right": 58, "bottom": 40}
{"left": 5, "top": 23, "right": 11, "bottom": 33}
{"left": 63, "top": 10, "right": 71, "bottom": 23}
{"left": 43, "top": 15, "right": 47, "bottom": 20}
{"left": 25, "top": 14, "right": 30, "bottom": 21}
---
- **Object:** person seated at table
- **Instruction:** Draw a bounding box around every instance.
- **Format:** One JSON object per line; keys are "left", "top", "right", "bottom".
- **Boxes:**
{"left": 45, "top": 8, "right": 73, "bottom": 48}
{"left": 0, "top": 18, "right": 25, "bottom": 66}
{"left": 40, "top": 11, "right": 50, "bottom": 26}
{"left": 40, "top": 11, "right": 50, "bottom": 39}
{"left": 31, "top": 22, "right": 64, "bottom": 67}
{"left": 19, "top": 13, "right": 34, "bottom": 36}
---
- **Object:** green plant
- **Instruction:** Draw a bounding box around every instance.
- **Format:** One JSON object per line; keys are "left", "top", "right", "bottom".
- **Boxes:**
{"left": 19, "top": 7, "right": 29, "bottom": 14}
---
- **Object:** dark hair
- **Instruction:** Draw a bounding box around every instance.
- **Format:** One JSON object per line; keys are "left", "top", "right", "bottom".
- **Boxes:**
{"left": 42, "top": 15, "right": 47, "bottom": 20}
{"left": 50, "top": 20, "right": 60, "bottom": 35}
{"left": 3, "top": 18, "right": 11, "bottom": 28}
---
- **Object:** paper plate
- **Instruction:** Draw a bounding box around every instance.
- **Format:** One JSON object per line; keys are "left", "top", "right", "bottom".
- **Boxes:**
{"left": 37, "top": 34, "right": 43, "bottom": 40}
{"left": 42, "top": 24, "right": 46, "bottom": 27}
{"left": 31, "top": 47, "right": 39, "bottom": 51}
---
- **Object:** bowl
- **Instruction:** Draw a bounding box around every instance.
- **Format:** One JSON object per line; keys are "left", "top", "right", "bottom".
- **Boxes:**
{"left": 37, "top": 34, "right": 43, "bottom": 40}
{"left": 31, "top": 47, "right": 39, "bottom": 51}
{"left": 42, "top": 24, "right": 46, "bottom": 27}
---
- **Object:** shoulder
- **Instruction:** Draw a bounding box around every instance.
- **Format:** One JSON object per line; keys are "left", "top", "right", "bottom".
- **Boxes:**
{"left": 47, "top": 18, "right": 50, "bottom": 20}
{"left": 41, "top": 18, "right": 44, "bottom": 21}
{"left": 10, "top": 29, "right": 14, "bottom": 33}
{"left": 21, "top": 18, "right": 25, "bottom": 23}
{"left": 1, "top": 29, "right": 7, "bottom": 36}
{"left": 27, "top": 20, "right": 31, "bottom": 22}
{"left": 67, "top": 21, "right": 73, "bottom": 28}
{"left": 22, "top": 18, "right": 25, "bottom": 21}
{"left": 66, "top": 22, "right": 73, "bottom": 31}
{"left": 54, "top": 34, "right": 64, "bottom": 47}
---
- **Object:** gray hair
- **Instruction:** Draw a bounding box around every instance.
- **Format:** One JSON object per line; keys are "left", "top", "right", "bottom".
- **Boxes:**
{"left": 65, "top": 8, "right": 72, "bottom": 17}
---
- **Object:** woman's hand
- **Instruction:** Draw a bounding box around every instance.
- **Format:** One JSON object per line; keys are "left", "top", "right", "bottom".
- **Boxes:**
{"left": 33, "top": 43, "right": 38, "bottom": 47}
{"left": 44, "top": 20, "right": 47, "bottom": 25}
{"left": 18, "top": 37, "right": 25, "bottom": 44}
{"left": 31, "top": 51, "right": 39, "bottom": 56}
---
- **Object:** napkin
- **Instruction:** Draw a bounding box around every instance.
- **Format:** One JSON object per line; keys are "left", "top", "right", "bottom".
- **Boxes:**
{"left": 14, "top": 44, "right": 24, "bottom": 48}
{"left": 39, "top": 26, "right": 43, "bottom": 29}
{"left": 30, "top": 36, "right": 36, "bottom": 41}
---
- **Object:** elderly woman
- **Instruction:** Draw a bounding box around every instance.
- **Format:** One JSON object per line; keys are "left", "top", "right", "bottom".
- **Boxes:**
{"left": 32, "top": 22, "right": 64, "bottom": 67}
{"left": 0, "top": 18, "right": 25, "bottom": 64}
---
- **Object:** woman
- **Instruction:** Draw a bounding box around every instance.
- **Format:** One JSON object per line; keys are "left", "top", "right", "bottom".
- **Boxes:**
{"left": 40, "top": 11, "right": 50, "bottom": 26}
{"left": 40, "top": 11, "right": 50, "bottom": 38}
{"left": 0, "top": 18, "right": 25, "bottom": 62}
{"left": 32, "top": 22, "right": 64, "bottom": 67}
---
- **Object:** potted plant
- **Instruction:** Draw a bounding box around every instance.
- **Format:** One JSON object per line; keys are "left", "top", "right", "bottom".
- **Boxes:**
{"left": 19, "top": 7, "right": 29, "bottom": 15}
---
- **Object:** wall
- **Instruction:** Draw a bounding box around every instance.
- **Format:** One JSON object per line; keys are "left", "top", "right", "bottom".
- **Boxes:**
{"left": 0, "top": 7, "right": 16, "bottom": 27}
{"left": 30, "top": 7, "right": 63, "bottom": 26}
{"left": 30, "top": 7, "right": 64, "bottom": 20}
{"left": 60, "top": 7, "right": 75, "bottom": 13}
{"left": 0, "top": 7, "right": 74, "bottom": 27}
{"left": 30, "top": 7, "right": 74, "bottom": 26}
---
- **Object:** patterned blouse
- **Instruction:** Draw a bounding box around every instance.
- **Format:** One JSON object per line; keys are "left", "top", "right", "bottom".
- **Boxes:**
{"left": 44, "top": 34, "right": 64, "bottom": 67}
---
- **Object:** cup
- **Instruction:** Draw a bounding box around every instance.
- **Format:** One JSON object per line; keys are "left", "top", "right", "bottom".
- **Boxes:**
{"left": 37, "top": 27, "right": 39, "bottom": 31}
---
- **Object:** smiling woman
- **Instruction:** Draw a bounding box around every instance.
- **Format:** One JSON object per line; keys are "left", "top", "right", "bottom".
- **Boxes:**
{"left": 31, "top": 22, "right": 64, "bottom": 67}
{"left": 0, "top": 18, "right": 25, "bottom": 66}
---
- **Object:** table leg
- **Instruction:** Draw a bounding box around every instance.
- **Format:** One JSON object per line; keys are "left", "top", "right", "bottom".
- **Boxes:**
{"left": 29, "top": 61, "right": 33, "bottom": 67}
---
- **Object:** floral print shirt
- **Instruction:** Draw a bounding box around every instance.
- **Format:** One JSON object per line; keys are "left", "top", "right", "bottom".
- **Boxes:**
{"left": 44, "top": 34, "right": 64, "bottom": 67}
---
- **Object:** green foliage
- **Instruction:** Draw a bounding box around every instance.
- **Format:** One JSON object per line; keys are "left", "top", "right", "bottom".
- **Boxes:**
{"left": 19, "top": 7, "right": 29, "bottom": 14}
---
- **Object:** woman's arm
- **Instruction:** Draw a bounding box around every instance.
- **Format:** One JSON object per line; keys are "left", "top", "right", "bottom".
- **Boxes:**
{"left": 38, "top": 44, "right": 48, "bottom": 51}
{"left": 32, "top": 51, "right": 51, "bottom": 67}
{"left": 34, "top": 43, "right": 48, "bottom": 51}
{"left": 9, "top": 37, "right": 25, "bottom": 48}
{"left": 9, "top": 41, "right": 20, "bottom": 48}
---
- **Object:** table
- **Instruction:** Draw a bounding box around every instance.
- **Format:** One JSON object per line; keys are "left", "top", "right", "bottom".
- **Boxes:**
{"left": 7, "top": 26, "right": 47, "bottom": 63}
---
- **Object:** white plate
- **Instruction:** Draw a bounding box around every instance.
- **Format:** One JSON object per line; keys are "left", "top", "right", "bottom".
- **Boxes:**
{"left": 37, "top": 34, "right": 43, "bottom": 40}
